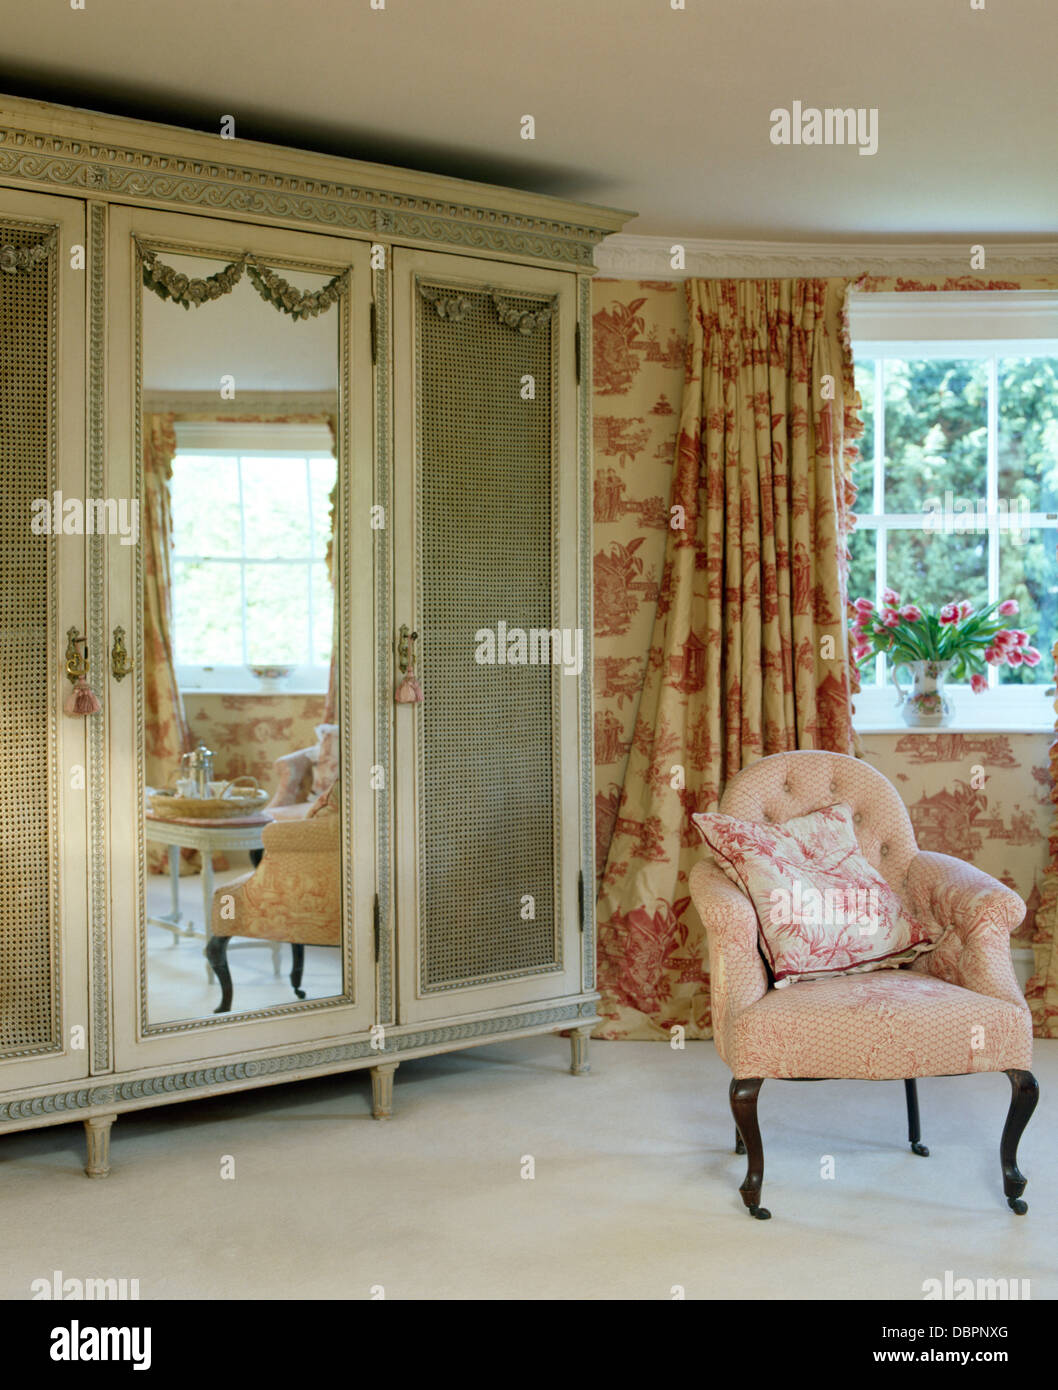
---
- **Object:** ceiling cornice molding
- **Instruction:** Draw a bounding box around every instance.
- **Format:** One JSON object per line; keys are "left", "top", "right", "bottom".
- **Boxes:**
{"left": 595, "top": 234, "right": 1058, "bottom": 280}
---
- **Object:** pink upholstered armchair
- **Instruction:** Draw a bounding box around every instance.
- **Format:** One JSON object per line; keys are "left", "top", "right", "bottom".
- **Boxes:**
{"left": 688, "top": 750, "right": 1038, "bottom": 1220}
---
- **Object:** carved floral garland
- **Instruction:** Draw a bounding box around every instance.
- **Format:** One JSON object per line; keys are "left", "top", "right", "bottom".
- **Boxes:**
{"left": 490, "top": 290, "right": 557, "bottom": 335}
{"left": 0, "top": 231, "right": 57, "bottom": 275}
{"left": 139, "top": 245, "right": 347, "bottom": 318}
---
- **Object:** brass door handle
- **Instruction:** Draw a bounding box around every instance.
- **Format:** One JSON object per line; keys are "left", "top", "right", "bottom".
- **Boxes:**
{"left": 397, "top": 624, "right": 418, "bottom": 674}
{"left": 111, "top": 626, "right": 134, "bottom": 681}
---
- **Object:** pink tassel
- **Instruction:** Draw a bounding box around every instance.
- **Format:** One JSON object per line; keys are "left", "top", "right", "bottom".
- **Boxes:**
{"left": 395, "top": 673, "right": 424, "bottom": 704}
{"left": 64, "top": 676, "right": 101, "bottom": 716}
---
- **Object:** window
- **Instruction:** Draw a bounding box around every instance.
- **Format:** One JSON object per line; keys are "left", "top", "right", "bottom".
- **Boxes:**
{"left": 170, "top": 422, "right": 336, "bottom": 693}
{"left": 848, "top": 293, "right": 1058, "bottom": 729}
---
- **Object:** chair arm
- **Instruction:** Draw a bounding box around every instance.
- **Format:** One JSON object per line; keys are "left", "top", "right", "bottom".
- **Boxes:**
{"left": 904, "top": 850, "right": 1027, "bottom": 1009}
{"left": 261, "top": 812, "right": 339, "bottom": 854}
{"left": 267, "top": 748, "right": 316, "bottom": 807}
{"left": 688, "top": 859, "right": 768, "bottom": 1060}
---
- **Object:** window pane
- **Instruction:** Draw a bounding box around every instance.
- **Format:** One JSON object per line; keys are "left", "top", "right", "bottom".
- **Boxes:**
{"left": 852, "top": 358, "right": 874, "bottom": 504}
{"left": 310, "top": 456, "right": 338, "bottom": 560}
{"left": 171, "top": 456, "right": 240, "bottom": 556}
{"left": 886, "top": 529, "right": 987, "bottom": 610}
{"left": 241, "top": 457, "right": 312, "bottom": 559}
{"left": 998, "top": 529, "right": 1057, "bottom": 686}
{"left": 172, "top": 559, "right": 242, "bottom": 665}
{"left": 312, "top": 561, "right": 334, "bottom": 665}
{"left": 245, "top": 563, "right": 308, "bottom": 665}
{"left": 883, "top": 359, "right": 987, "bottom": 513}
{"left": 998, "top": 356, "right": 1058, "bottom": 514}
{"left": 847, "top": 524, "right": 876, "bottom": 607}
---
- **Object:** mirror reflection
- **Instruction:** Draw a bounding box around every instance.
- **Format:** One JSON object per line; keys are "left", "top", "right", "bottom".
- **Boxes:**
{"left": 139, "top": 246, "right": 344, "bottom": 1024}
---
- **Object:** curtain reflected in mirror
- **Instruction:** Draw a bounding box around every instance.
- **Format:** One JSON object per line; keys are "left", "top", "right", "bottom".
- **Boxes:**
{"left": 139, "top": 246, "right": 344, "bottom": 1025}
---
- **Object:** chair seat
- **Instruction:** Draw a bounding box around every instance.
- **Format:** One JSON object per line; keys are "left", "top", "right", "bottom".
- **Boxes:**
{"left": 732, "top": 970, "right": 1032, "bottom": 1081}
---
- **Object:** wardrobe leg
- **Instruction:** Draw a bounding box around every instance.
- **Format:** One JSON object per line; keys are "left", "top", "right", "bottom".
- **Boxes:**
{"left": 904, "top": 1078, "right": 929, "bottom": 1156}
{"left": 1000, "top": 1068, "right": 1039, "bottom": 1215}
{"left": 729, "top": 1077, "right": 770, "bottom": 1220}
{"left": 83, "top": 1113, "right": 116, "bottom": 1179}
{"left": 370, "top": 1062, "right": 398, "bottom": 1120}
{"left": 569, "top": 1026, "right": 592, "bottom": 1075}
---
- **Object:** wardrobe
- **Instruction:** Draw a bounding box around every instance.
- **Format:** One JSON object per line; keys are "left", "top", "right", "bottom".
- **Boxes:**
{"left": 0, "top": 96, "right": 629, "bottom": 1174}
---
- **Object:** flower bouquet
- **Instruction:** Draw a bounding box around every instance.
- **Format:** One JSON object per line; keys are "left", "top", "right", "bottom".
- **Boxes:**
{"left": 849, "top": 590, "right": 1039, "bottom": 726}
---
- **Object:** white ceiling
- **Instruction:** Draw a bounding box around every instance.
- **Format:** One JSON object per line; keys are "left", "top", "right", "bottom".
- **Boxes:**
{"left": 2, "top": 0, "right": 1056, "bottom": 241}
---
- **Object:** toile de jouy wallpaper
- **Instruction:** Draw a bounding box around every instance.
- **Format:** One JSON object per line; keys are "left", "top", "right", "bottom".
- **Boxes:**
{"left": 589, "top": 280, "right": 1049, "bottom": 952}
{"left": 184, "top": 694, "right": 325, "bottom": 796}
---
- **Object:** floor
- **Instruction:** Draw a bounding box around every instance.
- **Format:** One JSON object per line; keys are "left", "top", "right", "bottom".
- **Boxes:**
{"left": 1, "top": 1037, "right": 1053, "bottom": 1300}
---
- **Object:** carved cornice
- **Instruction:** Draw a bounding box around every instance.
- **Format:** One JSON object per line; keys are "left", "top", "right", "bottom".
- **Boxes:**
{"left": 0, "top": 999, "right": 600, "bottom": 1124}
{"left": 0, "top": 106, "right": 630, "bottom": 270}
{"left": 595, "top": 233, "right": 1058, "bottom": 280}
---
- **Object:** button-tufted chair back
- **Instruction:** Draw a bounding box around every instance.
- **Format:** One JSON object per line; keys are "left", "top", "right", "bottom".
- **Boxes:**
{"left": 716, "top": 750, "right": 918, "bottom": 891}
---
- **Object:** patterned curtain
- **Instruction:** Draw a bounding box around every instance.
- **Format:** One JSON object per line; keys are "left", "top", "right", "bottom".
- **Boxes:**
{"left": 143, "top": 413, "right": 194, "bottom": 874}
{"left": 594, "top": 277, "right": 861, "bottom": 1040}
{"left": 1027, "top": 638, "right": 1058, "bottom": 1036}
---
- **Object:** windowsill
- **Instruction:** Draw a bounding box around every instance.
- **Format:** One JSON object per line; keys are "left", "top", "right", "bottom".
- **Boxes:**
{"left": 854, "top": 717, "right": 1054, "bottom": 735}
{"left": 854, "top": 686, "right": 1054, "bottom": 735}
{"left": 180, "top": 688, "right": 328, "bottom": 698}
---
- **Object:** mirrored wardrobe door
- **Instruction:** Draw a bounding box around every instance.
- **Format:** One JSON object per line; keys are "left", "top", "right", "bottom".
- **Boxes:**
{"left": 0, "top": 187, "right": 91, "bottom": 1091}
{"left": 106, "top": 207, "right": 375, "bottom": 1070}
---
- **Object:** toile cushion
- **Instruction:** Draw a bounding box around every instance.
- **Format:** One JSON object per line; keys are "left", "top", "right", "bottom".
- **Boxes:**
{"left": 692, "top": 802, "right": 940, "bottom": 987}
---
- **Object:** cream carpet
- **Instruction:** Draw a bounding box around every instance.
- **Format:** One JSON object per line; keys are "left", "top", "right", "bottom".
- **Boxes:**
{"left": 1, "top": 1037, "right": 1053, "bottom": 1300}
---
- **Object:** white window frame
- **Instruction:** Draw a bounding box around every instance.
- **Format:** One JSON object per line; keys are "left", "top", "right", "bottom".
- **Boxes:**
{"left": 170, "top": 421, "right": 336, "bottom": 695}
{"left": 848, "top": 293, "right": 1058, "bottom": 731}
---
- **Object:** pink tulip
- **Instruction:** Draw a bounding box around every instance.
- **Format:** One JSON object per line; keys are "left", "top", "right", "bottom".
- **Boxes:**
{"left": 939, "top": 604, "right": 959, "bottom": 624}
{"left": 854, "top": 646, "right": 871, "bottom": 663}
{"left": 992, "top": 629, "right": 1015, "bottom": 648}
{"left": 1021, "top": 646, "right": 1042, "bottom": 666}
{"left": 984, "top": 646, "right": 1002, "bottom": 665}
{"left": 1011, "top": 629, "right": 1029, "bottom": 646}
{"left": 882, "top": 588, "right": 900, "bottom": 606}
{"left": 957, "top": 600, "right": 974, "bottom": 620}
{"left": 1007, "top": 648, "right": 1024, "bottom": 666}
{"left": 881, "top": 610, "right": 901, "bottom": 627}
{"left": 853, "top": 598, "right": 875, "bottom": 615}
{"left": 970, "top": 673, "right": 988, "bottom": 693}
{"left": 899, "top": 605, "right": 922, "bottom": 622}
{"left": 998, "top": 599, "right": 1019, "bottom": 616}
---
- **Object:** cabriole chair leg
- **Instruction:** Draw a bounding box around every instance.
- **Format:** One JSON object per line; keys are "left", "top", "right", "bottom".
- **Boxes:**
{"left": 904, "top": 1078, "right": 929, "bottom": 1156}
{"left": 729, "top": 1077, "right": 769, "bottom": 1220}
{"left": 734, "top": 1130, "right": 745, "bottom": 1155}
{"left": 205, "top": 934, "right": 233, "bottom": 1013}
{"left": 1000, "top": 1068, "right": 1039, "bottom": 1215}
{"left": 290, "top": 943, "right": 306, "bottom": 1000}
